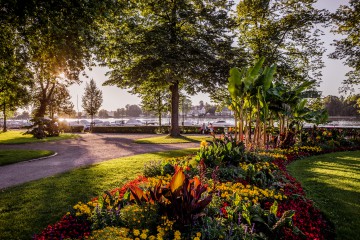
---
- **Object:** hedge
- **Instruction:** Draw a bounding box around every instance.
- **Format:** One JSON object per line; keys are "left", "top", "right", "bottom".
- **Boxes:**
{"left": 60, "top": 125, "right": 85, "bottom": 133}
{"left": 90, "top": 126, "right": 230, "bottom": 134}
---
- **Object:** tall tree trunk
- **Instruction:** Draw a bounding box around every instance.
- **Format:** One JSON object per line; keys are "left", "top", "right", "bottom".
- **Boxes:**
{"left": 2, "top": 103, "right": 7, "bottom": 132}
{"left": 234, "top": 114, "right": 238, "bottom": 141}
{"left": 158, "top": 97, "right": 162, "bottom": 126}
{"left": 239, "top": 107, "right": 244, "bottom": 142}
{"left": 169, "top": 81, "right": 180, "bottom": 137}
{"left": 36, "top": 100, "right": 48, "bottom": 118}
{"left": 158, "top": 114, "right": 162, "bottom": 127}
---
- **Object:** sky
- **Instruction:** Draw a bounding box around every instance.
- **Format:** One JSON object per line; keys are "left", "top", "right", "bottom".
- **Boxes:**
{"left": 68, "top": 0, "right": 352, "bottom": 112}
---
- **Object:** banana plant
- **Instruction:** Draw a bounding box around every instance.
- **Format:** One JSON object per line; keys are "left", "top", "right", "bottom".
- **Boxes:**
{"left": 228, "top": 57, "right": 276, "bottom": 149}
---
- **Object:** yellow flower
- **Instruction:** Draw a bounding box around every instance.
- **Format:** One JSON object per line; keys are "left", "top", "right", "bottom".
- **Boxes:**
{"left": 196, "top": 232, "right": 201, "bottom": 237}
{"left": 200, "top": 140, "right": 208, "bottom": 148}
{"left": 133, "top": 229, "right": 140, "bottom": 236}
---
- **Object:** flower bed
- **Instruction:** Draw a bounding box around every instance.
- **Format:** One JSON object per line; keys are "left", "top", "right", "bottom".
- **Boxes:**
{"left": 33, "top": 137, "right": 360, "bottom": 240}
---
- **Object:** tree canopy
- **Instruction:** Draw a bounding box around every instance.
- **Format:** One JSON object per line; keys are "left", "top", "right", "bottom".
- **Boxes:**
{"left": 236, "top": 0, "right": 328, "bottom": 87}
{"left": 330, "top": 0, "right": 360, "bottom": 93}
{"left": 99, "top": 0, "right": 236, "bottom": 136}
{"left": 1, "top": 0, "right": 115, "bottom": 118}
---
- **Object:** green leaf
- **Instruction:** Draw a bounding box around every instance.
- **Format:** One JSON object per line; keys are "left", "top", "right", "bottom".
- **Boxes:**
{"left": 228, "top": 67, "right": 242, "bottom": 98}
{"left": 263, "top": 65, "right": 276, "bottom": 91}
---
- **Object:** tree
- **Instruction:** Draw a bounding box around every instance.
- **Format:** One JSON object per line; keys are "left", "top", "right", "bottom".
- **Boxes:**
{"left": 98, "top": 109, "right": 109, "bottom": 118}
{"left": 1, "top": 0, "right": 116, "bottom": 118}
{"left": 126, "top": 105, "right": 142, "bottom": 118}
{"left": 0, "top": 21, "right": 33, "bottom": 131}
{"left": 140, "top": 85, "right": 170, "bottom": 126}
{"left": 0, "top": 80, "right": 31, "bottom": 132}
{"left": 330, "top": 0, "right": 360, "bottom": 93}
{"left": 114, "top": 108, "right": 126, "bottom": 118}
{"left": 236, "top": 0, "right": 327, "bottom": 87}
{"left": 82, "top": 79, "right": 103, "bottom": 124}
{"left": 16, "top": 111, "right": 30, "bottom": 120}
{"left": 100, "top": 0, "right": 236, "bottom": 136}
{"left": 323, "top": 96, "right": 345, "bottom": 116}
{"left": 205, "top": 102, "right": 216, "bottom": 115}
{"left": 179, "top": 95, "right": 192, "bottom": 117}
{"left": 323, "top": 95, "right": 360, "bottom": 116}
{"left": 199, "top": 101, "right": 205, "bottom": 110}
{"left": 46, "top": 84, "right": 74, "bottom": 118}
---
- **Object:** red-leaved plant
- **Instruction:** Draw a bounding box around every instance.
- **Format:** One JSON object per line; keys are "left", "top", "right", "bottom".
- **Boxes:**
{"left": 128, "top": 167, "right": 212, "bottom": 227}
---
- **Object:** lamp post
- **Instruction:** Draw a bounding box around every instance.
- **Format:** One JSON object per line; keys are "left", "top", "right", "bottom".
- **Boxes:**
{"left": 182, "top": 97, "right": 185, "bottom": 127}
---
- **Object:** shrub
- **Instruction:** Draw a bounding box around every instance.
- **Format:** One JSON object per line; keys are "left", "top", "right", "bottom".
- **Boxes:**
{"left": 195, "top": 136, "right": 246, "bottom": 167}
{"left": 92, "top": 126, "right": 169, "bottom": 134}
{"left": 143, "top": 160, "right": 163, "bottom": 177}
{"left": 61, "top": 125, "right": 84, "bottom": 133}
{"left": 26, "top": 117, "right": 60, "bottom": 139}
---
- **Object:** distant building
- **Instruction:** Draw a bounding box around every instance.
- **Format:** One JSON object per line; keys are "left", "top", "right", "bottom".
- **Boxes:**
{"left": 215, "top": 107, "right": 232, "bottom": 116}
{"left": 188, "top": 106, "right": 206, "bottom": 116}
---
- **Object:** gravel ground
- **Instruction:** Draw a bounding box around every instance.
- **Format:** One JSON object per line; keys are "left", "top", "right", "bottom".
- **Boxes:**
{"left": 0, "top": 133, "right": 200, "bottom": 190}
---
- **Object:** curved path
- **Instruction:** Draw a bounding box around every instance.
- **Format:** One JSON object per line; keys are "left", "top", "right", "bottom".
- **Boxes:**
{"left": 0, "top": 133, "right": 200, "bottom": 190}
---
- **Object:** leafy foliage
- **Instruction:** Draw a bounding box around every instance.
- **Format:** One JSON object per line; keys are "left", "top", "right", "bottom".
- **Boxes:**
{"left": 27, "top": 117, "right": 60, "bottom": 139}
{"left": 195, "top": 136, "right": 246, "bottom": 167}
{"left": 236, "top": 0, "right": 328, "bottom": 86}
{"left": 330, "top": 0, "right": 360, "bottom": 92}
{"left": 129, "top": 168, "right": 212, "bottom": 228}
{"left": 99, "top": 0, "right": 236, "bottom": 136}
{"left": 82, "top": 79, "right": 103, "bottom": 122}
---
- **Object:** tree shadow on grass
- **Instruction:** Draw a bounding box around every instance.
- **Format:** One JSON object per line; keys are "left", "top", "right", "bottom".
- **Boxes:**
{"left": 290, "top": 153, "right": 360, "bottom": 240}
{"left": 299, "top": 180, "right": 360, "bottom": 240}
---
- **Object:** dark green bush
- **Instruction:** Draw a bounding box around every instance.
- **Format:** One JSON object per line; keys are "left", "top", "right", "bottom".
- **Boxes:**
{"left": 91, "top": 126, "right": 208, "bottom": 134}
{"left": 59, "top": 124, "right": 84, "bottom": 133}
{"left": 195, "top": 136, "right": 246, "bottom": 167}
{"left": 91, "top": 126, "right": 168, "bottom": 134}
{"left": 26, "top": 118, "right": 60, "bottom": 139}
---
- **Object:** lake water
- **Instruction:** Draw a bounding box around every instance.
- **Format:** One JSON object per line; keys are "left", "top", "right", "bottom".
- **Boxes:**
{"left": 3, "top": 117, "right": 360, "bottom": 128}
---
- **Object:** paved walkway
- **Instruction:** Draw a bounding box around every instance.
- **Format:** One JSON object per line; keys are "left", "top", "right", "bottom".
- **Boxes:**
{"left": 0, "top": 133, "right": 200, "bottom": 190}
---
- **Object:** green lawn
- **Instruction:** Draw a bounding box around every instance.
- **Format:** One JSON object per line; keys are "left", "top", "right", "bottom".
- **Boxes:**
{"left": 0, "top": 130, "right": 78, "bottom": 144}
{"left": 287, "top": 151, "right": 360, "bottom": 240}
{"left": 135, "top": 134, "right": 212, "bottom": 144}
{"left": 0, "top": 148, "right": 197, "bottom": 240}
{"left": 0, "top": 150, "right": 55, "bottom": 166}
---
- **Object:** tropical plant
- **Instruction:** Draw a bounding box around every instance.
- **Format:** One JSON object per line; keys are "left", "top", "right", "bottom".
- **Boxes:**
{"left": 228, "top": 57, "right": 276, "bottom": 148}
{"left": 228, "top": 57, "right": 328, "bottom": 149}
{"left": 128, "top": 168, "right": 212, "bottom": 228}
{"left": 195, "top": 135, "right": 246, "bottom": 167}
